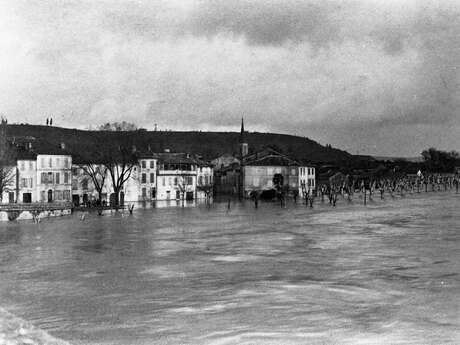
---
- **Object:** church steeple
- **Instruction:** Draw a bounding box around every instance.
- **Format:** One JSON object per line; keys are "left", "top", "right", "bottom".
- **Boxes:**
{"left": 239, "top": 117, "right": 248, "bottom": 157}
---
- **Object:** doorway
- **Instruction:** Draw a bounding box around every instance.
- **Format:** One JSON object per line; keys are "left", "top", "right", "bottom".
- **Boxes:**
{"left": 22, "top": 193, "right": 32, "bottom": 203}
{"left": 47, "top": 190, "right": 53, "bottom": 203}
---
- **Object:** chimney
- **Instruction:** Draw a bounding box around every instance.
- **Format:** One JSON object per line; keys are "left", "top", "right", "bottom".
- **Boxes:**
{"left": 60, "top": 142, "right": 66, "bottom": 150}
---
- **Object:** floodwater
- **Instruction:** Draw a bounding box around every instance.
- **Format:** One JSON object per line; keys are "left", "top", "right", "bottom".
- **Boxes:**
{"left": 0, "top": 193, "right": 459, "bottom": 345}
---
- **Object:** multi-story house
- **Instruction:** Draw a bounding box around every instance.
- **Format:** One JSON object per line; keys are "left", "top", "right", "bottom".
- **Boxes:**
{"left": 16, "top": 149, "right": 37, "bottom": 203}
{"left": 298, "top": 166, "right": 316, "bottom": 196}
{"left": 36, "top": 144, "right": 72, "bottom": 203}
{"left": 130, "top": 153, "right": 157, "bottom": 202}
{"left": 196, "top": 161, "right": 214, "bottom": 199}
{"left": 242, "top": 149, "right": 301, "bottom": 197}
{"left": 155, "top": 153, "right": 197, "bottom": 201}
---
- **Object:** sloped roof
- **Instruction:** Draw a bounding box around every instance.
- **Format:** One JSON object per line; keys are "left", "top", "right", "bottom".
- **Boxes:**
{"left": 243, "top": 148, "right": 299, "bottom": 167}
{"left": 245, "top": 155, "right": 299, "bottom": 166}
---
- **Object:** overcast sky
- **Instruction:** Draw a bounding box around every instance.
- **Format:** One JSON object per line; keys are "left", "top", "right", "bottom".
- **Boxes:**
{"left": 1, "top": 0, "right": 459, "bottom": 156}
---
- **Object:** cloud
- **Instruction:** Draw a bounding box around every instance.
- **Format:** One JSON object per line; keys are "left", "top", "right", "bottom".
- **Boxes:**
{"left": 0, "top": 0, "right": 459, "bottom": 156}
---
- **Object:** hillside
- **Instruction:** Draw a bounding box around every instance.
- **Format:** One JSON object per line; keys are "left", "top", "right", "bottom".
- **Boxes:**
{"left": 6, "top": 124, "right": 354, "bottom": 164}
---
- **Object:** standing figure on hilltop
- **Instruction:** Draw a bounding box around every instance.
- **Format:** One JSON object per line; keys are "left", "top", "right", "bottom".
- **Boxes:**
{"left": 50, "top": 118, "right": 53, "bottom": 126}
{"left": 46, "top": 118, "right": 49, "bottom": 126}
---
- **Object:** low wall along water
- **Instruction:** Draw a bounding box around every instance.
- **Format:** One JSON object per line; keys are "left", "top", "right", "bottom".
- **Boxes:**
{"left": 0, "top": 204, "right": 72, "bottom": 221}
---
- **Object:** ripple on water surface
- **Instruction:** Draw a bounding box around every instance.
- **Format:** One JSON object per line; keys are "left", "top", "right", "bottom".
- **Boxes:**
{"left": 0, "top": 193, "right": 459, "bottom": 345}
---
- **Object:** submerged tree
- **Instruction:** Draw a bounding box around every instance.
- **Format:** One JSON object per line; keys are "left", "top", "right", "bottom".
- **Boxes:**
{"left": 102, "top": 144, "right": 138, "bottom": 207}
{"left": 79, "top": 163, "right": 108, "bottom": 203}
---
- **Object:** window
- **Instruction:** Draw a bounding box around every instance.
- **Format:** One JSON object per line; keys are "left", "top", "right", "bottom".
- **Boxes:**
{"left": 198, "top": 176, "right": 203, "bottom": 185}
{"left": 150, "top": 173, "right": 154, "bottom": 183}
{"left": 150, "top": 160, "right": 154, "bottom": 169}
{"left": 63, "top": 190, "right": 70, "bottom": 201}
{"left": 141, "top": 173, "right": 147, "bottom": 183}
{"left": 64, "top": 172, "right": 69, "bottom": 184}
{"left": 64, "top": 158, "right": 69, "bottom": 168}
{"left": 20, "top": 161, "right": 25, "bottom": 170}
{"left": 28, "top": 178, "right": 33, "bottom": 188}
{"left": 205, "top": 176, "right": 209, "bottom": 185}
{"left": 56, "top": 191, "right": 63, "bottom": 200}
{"left": 41, "top": 172, "right": 47, "bottom": 184}
{"left": 56, "top": 158, "right": 60, "bottom": 167}
{"left": 55, "top": 172, "right": 60, "bottom": 184}
{"left": 142, "top": 188, "right": 146, "bottom": 197}
{"left": 174, "top": 177, "right": 178, "bottom": 186}
{"left": 82, "top": 178, "right": 88, "bottom": 189}
{"left": 40, "top": 191, "right": 46, "bottom": 201}
{"left": 41, "top": 157, "right": 45, "bottom": 168}
{"left": 21, "top": 178, "right": 27, "bottom": 188}
{"left": 47, "top": 172, "right": 53, "bottom": 184}
{"left": 185, "top": 176, "right": 193, "bottom": 185}
{"left": 48, "top": 157, "right": 52, "bottom": 168}
{"left": 141, "top": 161, "right": 146, "bottom": 168}
{"left": 162, "top": 177, "right": 165, "bottom": 186}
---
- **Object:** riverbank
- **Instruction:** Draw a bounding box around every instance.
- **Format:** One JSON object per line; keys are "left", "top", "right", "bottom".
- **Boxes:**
{"left": 0, "top": 307, "right": 71, "bottom": 345}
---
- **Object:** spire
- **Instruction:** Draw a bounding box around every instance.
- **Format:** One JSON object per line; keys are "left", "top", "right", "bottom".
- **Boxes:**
{"left": 239, "top": 117, "right": 245, "bottom": 143}
{"left": 239, "top": 117, "right": 248, "bottom": 157}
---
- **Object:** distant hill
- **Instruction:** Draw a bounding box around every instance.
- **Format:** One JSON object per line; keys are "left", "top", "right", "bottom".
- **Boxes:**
{"left": 6, "top": 124, "right": 355, "bottom": 164}
{"left": 373, "top": 156, "right": 424, "bottom": 163}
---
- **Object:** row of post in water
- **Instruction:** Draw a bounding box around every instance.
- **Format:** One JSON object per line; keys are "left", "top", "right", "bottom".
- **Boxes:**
{"left": 246, "top": 174, "right": 460, "bottom": 208}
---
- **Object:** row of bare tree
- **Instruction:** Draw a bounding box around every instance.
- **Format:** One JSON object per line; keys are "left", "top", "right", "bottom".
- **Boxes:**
{"left": 76, "top": 143, "right": 138, "bottom": 206}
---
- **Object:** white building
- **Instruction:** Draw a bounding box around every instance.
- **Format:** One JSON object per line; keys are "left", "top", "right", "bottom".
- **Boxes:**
{"left": 34, "top": 142, "right": 72, "bottom": 203}
{"left": 155, "top": 153, "right": 197, "bottom": 201}
{"left": 131, "top": 155, "right": 157, "bottom": 202}
{"left": 10, "top": 142, "right": 72, "bottom": 204}
{"left": 196, "top": 164, "right": 214, "bottom": 199}
{"left": 17, "top": 157, "right": 37, "bottom": 203}
{"left": 298, "top": 166, "right": 316, "bottom": 196}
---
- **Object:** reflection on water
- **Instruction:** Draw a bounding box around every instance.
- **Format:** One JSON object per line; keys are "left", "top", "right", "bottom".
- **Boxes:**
{"left": 0, "top": 194, "right": 459, "bottom": 345}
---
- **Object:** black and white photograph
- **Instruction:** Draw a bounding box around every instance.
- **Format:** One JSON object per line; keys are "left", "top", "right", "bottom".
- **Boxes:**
{"left": 0, "top": 0, "right": 459, "bottom": 344}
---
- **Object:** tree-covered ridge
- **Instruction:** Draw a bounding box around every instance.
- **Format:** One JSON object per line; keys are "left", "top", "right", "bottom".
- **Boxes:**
{"left": 6, "top": 124, "right": 353, "bottom": 164}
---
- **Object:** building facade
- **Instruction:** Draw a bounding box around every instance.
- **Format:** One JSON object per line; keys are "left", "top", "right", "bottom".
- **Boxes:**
{"left": 17, "top": 158, "right": 37, "bottom": 203}
{"left": 36, "top": 153, "right": 72, "bottom": 203}
{"left": 298, "top": 166, "right": 316, "bottom": 196}
{"left": 155, "top": 153, "right": 197, "bottom": 201}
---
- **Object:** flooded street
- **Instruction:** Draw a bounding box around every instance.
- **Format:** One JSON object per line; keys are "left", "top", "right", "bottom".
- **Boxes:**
{"left": 0, "top": 193, "right": 459, "bottom": 345}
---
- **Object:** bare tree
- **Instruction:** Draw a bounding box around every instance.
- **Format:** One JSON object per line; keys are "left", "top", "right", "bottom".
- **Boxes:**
{"left": 79, "top": 163, "right": 108, "bottom": 203}
{"left": 103, "top": 145, "right": 138, "bottom": 207}
{"left": 0, "top": 117, "right": 15, "bottom": 203}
